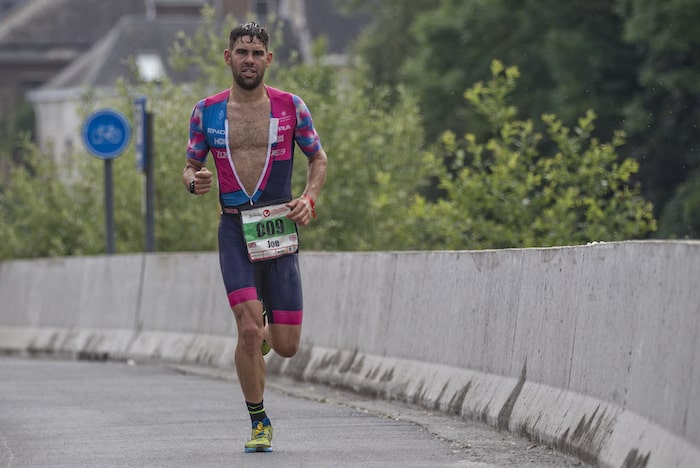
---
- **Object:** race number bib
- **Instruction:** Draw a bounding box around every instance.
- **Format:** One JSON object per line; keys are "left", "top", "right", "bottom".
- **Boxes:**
{"left": 240, "top": 203, "right": 299, "bottom": 262}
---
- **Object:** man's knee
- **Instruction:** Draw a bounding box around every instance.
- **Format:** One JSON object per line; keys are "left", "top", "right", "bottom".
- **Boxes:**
{"left": 274, "top": 341, "right": 299, "bottom": 358}
{"left": 233, "top": 302, "right": 264, "bottom": 354}
{"left": 238, "top": 323, "right": 263, "bottom": 351}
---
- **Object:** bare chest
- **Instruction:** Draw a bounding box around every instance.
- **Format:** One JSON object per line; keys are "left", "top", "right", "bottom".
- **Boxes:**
{"left": 227, "top": 101, "right": 270, "bottom": 150}
{"left": 226, "top": 100, "right": 270, "bottom": 194}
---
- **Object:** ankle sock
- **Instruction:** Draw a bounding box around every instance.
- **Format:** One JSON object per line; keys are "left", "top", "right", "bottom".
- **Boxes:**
{"left": 246, "top": 400, "right": 268, "bottom": 424}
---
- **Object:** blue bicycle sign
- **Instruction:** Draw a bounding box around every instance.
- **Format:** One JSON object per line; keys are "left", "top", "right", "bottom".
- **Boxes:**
{"left": 82, "top": 109, "right": 131, "bottom": 159}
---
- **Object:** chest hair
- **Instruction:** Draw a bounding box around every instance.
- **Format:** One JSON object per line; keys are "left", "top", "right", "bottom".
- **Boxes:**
{"left": 227, "top": 99, "right": 270, "bottom": 195}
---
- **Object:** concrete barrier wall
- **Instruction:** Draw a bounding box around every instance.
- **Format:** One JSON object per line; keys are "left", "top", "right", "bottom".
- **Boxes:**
{"left": 1, "top": 241, "right": 699, "bottom": 467}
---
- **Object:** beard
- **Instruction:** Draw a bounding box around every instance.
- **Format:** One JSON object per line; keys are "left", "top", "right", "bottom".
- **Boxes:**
{"left": 234, "top": 68, "right": 265, "bottom": 90}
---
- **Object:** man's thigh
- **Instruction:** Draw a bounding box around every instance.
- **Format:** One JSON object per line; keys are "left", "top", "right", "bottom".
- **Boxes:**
{"left": 258, "top": 254, "right": 303, "bottom": 325}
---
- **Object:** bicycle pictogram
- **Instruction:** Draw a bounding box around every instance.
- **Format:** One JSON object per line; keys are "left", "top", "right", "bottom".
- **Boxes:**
{"left": 91, "top": 124, "right": 123, "bottom": 145}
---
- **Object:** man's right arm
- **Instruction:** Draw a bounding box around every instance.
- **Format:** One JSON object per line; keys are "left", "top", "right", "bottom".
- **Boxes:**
{"left": 182, "top": 158, "right": 212, "bottom": 195}
{"left": 184, "top": 102, "right": 213, "bottom": 195}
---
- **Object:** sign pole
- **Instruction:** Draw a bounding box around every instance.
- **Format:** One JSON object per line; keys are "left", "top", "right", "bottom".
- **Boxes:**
{"left": 82, "top": 109, "right": 131, "bottom": 255}
{"left": 105, "top": 158, "right": 115, "bottom": 254}
{"left": 134, "top": 96, "right": 154, "bottom": 252}
{"left": 145, "top": 111, "right": 155, "bottom": 252}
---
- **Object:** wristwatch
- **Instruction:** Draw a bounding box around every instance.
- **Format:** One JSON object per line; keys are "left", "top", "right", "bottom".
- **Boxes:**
{"left": 189, "top": 179, "right": 196, "bottom": 194}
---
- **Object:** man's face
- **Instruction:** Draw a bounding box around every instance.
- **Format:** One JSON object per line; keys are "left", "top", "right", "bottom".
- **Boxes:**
{"left": 225, "top": 36, "right": 272, "bottom": 91}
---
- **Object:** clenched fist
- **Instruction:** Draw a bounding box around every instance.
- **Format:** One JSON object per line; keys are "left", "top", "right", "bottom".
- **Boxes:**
{"left": 192, "top": 167, "right": 213, "bottom": 195}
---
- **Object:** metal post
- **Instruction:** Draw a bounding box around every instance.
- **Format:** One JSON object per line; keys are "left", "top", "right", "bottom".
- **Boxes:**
{"left": 105, "top": 158, "right": 115, "bottom": 254}
{"left": 145, "top": 111, "right": 155, "bottom": 252}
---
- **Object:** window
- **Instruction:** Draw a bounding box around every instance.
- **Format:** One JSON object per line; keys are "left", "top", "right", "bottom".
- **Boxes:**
{"left": 135, "top": 53, "right": 165, "bottom": 82}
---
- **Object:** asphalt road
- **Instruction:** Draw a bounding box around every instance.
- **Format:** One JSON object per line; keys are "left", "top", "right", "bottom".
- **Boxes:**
{"left": 0, "top": 356, "right": 588, "bottom": 467}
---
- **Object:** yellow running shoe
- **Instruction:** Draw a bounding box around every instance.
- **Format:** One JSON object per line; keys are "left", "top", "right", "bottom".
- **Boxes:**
{"left": 244, "top": 418, "right": 273, "bottom": 453}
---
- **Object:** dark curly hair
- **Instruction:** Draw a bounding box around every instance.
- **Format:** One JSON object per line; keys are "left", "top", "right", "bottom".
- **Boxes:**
{"left": 229, "top": 22, "right": 269, "bottom": 50}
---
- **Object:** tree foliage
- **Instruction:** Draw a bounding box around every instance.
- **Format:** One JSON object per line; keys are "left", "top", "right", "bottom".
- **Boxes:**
{"left": 349, "top": 0, "right": 699, "bottom": 239}
{"left": 341, "top": 0, "right": 435, "bottom": 95}
{"left": 615, "top": 0, "right": 700, "bottom": 217}
{"left": 0, "top": 135, "right": 103, "bottom": 259}
{"left": 406, "top": 61, "right": 656, "bottom": 250}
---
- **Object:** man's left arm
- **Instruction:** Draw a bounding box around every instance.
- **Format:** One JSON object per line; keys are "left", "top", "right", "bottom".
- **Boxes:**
{"left": 288, "top": 149, "right": 328, "bottom": 226}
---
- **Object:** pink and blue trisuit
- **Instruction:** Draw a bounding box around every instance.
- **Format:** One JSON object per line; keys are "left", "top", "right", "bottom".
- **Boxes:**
{"left": 186, "top": 85, "right": 323, "bottom": 325}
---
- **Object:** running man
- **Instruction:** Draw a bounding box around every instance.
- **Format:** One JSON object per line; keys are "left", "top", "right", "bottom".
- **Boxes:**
{"left": 182, "top": 22, "right": 328, "bottom": 452}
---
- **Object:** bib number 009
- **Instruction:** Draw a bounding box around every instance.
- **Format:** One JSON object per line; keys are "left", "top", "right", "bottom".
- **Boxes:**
{"left": 256, "top": 218, "right": 286, "bottom": 238}
{"left": 241, "top": 203, "right": 299, "bottom": 262}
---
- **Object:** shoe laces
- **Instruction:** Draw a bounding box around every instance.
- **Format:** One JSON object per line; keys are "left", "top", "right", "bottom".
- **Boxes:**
{"left": 252, "top": 420, "right": 271, "bottom": 439}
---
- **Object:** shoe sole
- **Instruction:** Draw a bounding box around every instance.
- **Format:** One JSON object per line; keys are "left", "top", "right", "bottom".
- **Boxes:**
{"left": 245, "top": 446, "right": 273, "bottom": 453}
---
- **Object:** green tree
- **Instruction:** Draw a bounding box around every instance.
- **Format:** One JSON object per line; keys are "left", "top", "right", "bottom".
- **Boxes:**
{"left": 400, "top": 0, "right": 638, "bottom": 143}
{"left": 0, "top": 135, "right": 103, "bottom": 259}
{"left": 340, "top": 0, "right": 434, "bottom": 95}
{"left": 406, "top": 61, "right": 656, "bottom": 250}
{"left": 294, "top": 83, "right": 428, "bottom": 251}
{"left": 349, "top": 0, "right": 700, "bottom": 239}
{"left": 615, "top": 0, "right": 700, "bottom": 235}
{"left": 656, "top": 170, "right": 700, "bottom": 239}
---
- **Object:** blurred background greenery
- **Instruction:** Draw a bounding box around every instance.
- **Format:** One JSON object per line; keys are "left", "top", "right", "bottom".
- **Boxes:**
{"left": 1, "top": 0, "right": 697, "bottom": 259}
